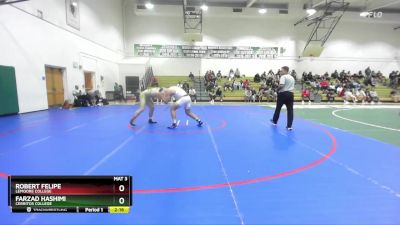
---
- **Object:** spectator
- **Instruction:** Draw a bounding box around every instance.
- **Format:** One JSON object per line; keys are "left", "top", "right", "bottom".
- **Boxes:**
{"left": 113, "top": 83, "right": 122, "bottom": 101}
{"left": 352, "top": 80, "right": 361, "bottom": 91}
{"left": 376, "top": 71, "right": 383, "bottom": 78}
{"left": 243, "top": 79, "right": 250, "bottom": 89}
{"left": 310, "top": 79, "right": 320, "bottom": 91}
{"left": 216, "top": 70, "right": 222, "bottom": 79}
{"left": 208, "top": 87, "right": 216, "bottom": 104}
{"left": 73, "top": 85, "right": 81, "bottom": 99}
{"left": 326, "top": 88, "right": 336, "bottom": 103}
{"left": 244, "top": 87, "right": 253, "bottom": 102}
{"left": 266, "top": 76, "right": 274, "bottom": 86}
{"left": 198, "top": 67, "right": 398, "bottom": 103}
{"left": 257, "top": 86, "right": 266, "bottom": 102}
{"left": 254, "top": 73, "right": 261, "bottom": 83}
{"left": 344, "top": 88, "right": 357, "bottom": 104}
{"left": 228, "top": 69, "right": 235, "bottom": 81}
{"left": 339, "top": 70, "right": 346, "bottom": 81}
{"left": 189, "top": 72, "right": 194, "bottom": 80}
{"left": 357, "top": 70, "right": 364, "bottom": 79}
{"left": 301, "top": 72, "right": 308, "bottom": 83}
{"left": 291, "top": 70, "right": 297, "bottom": 81}
{"left": 251, "top": 88, "right": 257, "bottom": 102}
{"left": 204, "top": 71, "right": 209, "bottom": 83}
{"left": 320, "top": 79, "right": 329, "bottom": 92}
{"left": 211, "top": 70, "right": 216, "bottom": 78}
{"left": 267, "top": 88, "right": 277, "bottom": 102}
{"left": 389, "top": 71, "right": 399, "bottom": 89}
{"left": 355, "top": 88, "right": 367, "bottom": 104}
{"left": 346, "top": 71, "right": 352, "bottom": 78}
{"left": 209, "top": 70, "right": 216, "bottom": 83}
{"left": 365, "top": 67, "right": 372, "bottom": 77}
{"left": 390, "top": 90, "right": 400, "bottom": 102}
{"left": 261, "top": 71, "right": 267, "bottom": 82}
{"left": 337, "top": 85, "right": 345, "bottom": 98}
{"left": 331, "top": 70, "right": 339, "bottom": 79}
{"left": 114, "top": 82, "right": 119, "bottom": 92}
{"left": 224, "top": 82, "right": 232, "bottom": 92}
{"left": 234, "top": 68, "right": 241, "bottom": 78}
{"left": 368, "top": 88, "right": 380, "bottom": 104}
{"left": 301, "top": 88, "right": 311, "bottom": 105}
{"left": 363, "top": 67, "right": 375, "bottom": 87}
{"left": 85, "top": 88, "right": 96, "bottom": 105}
{"left": 206, "top": 81, "right": 215, "bottom": 93}
{"left": 189, "top": 87, "right": 197, "bottom": 103}
{"left": 73, "top": 85, "right": 93, "bottom": 107}
{"left": 183, "top": 81, "right": 190, "bottom": 93}
{"left": 94, "top": 90, "right": 108, "bottom": 106}
{"left": 307, "top": 72, "right": 313, "bottom": 82}
{"left": 215, "top": 87, "right": 224, "bottom": 102}
{"left": 369, "top": 76, "right": 378, "bottom": 87}
{"left": 233, "top": 80, "right": 241, "bottom": 90}
{"left": 118, "top": 85, "right": 126, "bottom": 102}
{"left": 72, "top": 85, "right": 83, "bottom": 106}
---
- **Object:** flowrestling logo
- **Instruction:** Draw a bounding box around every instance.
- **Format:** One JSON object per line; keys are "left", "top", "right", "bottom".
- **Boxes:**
{"left": 361, "top": 11, "right": 383, "bottom": 18}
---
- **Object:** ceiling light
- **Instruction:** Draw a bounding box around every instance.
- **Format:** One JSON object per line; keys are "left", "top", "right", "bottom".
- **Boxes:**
{"left": 360, "top": 11, "right": 369, "bottom": 17}
{"left": 258, "top": 8, "right": 267, "bottom": 14}
{"left": 306, "top": 8, "right": 316, "bottom": 16}
{"left": 201, "top": 4, "right": 208, "bottom": 11}
{"left": 71, "top": 1, "right": 78, "bottom": 7}
{"left": 145, "top": 2, "right": 154, "bottom": 9}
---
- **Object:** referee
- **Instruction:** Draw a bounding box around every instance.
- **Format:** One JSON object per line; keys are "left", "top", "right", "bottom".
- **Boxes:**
{"left": 271, "top": 66, "right": 295, "bottom": 131}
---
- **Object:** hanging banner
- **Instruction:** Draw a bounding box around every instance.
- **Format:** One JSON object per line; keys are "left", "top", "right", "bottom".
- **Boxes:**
{"left": 134, "top": 44, "right": 285, "bottom": 59}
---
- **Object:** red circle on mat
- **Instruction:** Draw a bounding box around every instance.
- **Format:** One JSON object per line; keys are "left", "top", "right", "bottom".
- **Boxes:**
{"left": 0, "top": 124, "right": 337, "bottom": 194}
{"left": 132, "top": 124, "right": 337, "bottom": 194}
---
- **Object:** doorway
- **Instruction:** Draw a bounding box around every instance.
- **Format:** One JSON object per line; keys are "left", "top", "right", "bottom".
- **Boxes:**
{"left": 45, "top": 66, "right": 65, "bottom": 107}
{"left": 84, "top": 71, "right": 95, "bottom": 92}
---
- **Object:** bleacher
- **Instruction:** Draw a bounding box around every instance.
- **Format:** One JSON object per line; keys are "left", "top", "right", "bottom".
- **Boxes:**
{"left": 154, "top": 76, "right": 398, "bottom": 103}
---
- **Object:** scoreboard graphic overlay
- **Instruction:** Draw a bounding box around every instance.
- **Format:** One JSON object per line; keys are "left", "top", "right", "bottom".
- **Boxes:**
{"left": 8, "top": 176, "right": 132, "bottom": 213}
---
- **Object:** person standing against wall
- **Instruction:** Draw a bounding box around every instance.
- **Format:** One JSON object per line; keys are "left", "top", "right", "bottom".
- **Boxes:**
{"left": 271, "top": 66, "right": 295, "bottom": 131}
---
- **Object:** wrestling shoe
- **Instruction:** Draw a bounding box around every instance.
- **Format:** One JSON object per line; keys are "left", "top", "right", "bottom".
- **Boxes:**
{"left": 168, "top": 123, "right": 177, "bottom": 129}
{"left": 148, "top": 119, "right": 157, "bottom": 124}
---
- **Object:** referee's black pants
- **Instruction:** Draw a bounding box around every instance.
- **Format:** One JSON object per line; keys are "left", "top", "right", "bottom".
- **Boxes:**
{"left": 272, "top": 91, "right": 294, "bottom": 128}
